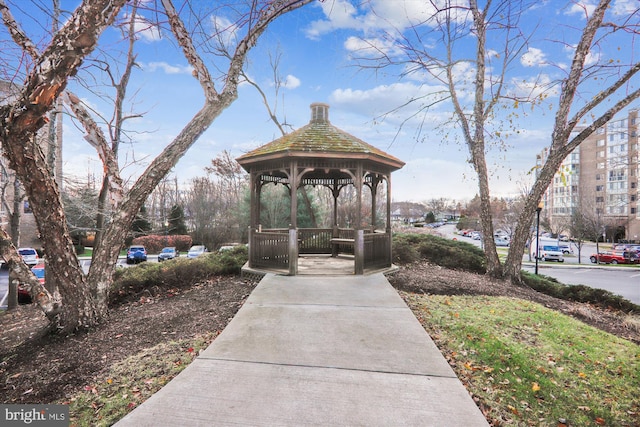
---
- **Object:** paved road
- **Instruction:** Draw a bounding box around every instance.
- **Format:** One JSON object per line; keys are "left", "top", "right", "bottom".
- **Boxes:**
{"left": 432, "top": 223, "right": 640, "bottom": 303}
{"left": 524, "top": 264, "right": 640, "bottom": 304}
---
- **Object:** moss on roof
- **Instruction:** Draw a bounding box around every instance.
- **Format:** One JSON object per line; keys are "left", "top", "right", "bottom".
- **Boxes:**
{"left": 237, "top": 120, "right": 404, "bottom": 168}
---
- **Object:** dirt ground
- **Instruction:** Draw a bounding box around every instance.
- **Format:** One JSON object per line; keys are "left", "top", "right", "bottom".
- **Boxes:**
{"left": 1, "top": 264, "right": 638, "bottom": 406}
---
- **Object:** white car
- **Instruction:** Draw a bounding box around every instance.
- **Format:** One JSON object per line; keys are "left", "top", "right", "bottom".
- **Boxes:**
{"left": 18, "top": 247, "right": 39, "bottom": 266}
{"left": 187, "top": 245, "right": 207, "bottom": 259}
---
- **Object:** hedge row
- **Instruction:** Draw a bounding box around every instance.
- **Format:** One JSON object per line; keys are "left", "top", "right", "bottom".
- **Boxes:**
{"left": 392, "top": 233, "right": 486, "bottom": 274}
{"left": 131, "top": 235, "right": 193, "bottom": 253}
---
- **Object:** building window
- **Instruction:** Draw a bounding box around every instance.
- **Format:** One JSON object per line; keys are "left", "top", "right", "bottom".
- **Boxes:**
{"left": 596, "top": 196, "right": 604, "bottom": 203}
{"left": 597, "top": 162, "right": 605, "bottom": 169}
{"left": 596, "top": 185, "right": 604, "bottom": 191}
{"left": 596, "top": 174, "right": 602, "bottom": 180}
{"left": 597, "top": 139, "right": 605, "bottom": 146}
{"left": 597, "top": 150, "right": 605, "bottom": 158}
{"left": 632, "top": 182, "right": 637, "bottom": 189}
{"left": 632, "top": 207, "right": 637, "bottom": 214}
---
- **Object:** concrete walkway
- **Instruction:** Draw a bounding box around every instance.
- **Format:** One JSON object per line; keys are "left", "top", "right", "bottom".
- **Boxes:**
{"left": 115, "top": 273, "right": 488, "bottom": 426}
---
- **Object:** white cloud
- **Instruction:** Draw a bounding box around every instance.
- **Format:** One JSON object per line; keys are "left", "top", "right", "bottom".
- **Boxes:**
{"left": 305, "top": 0, "right": 361, "bottom": 39}
{"left": 520, "top": 47, "right": 548, "bottom": 67}
{"left": 132, "top": 14, "right": 161, "bottom": 42}
{"left": 143, "top": 62, "right": 194, "bottom": 75}
{"left": 282, "top": 74, "right": 301, "bottom": 89}
{"left": 612, "top": 0, "right": 639, "bottom": 15}
{"left": 211, "top": 15, "right": 240, "bottom": 49}
{"left": 344, "top": 36, "right": 402, "bottom": 57}
{"left": 305, "top": 0, "right": 470, "bottom": 40}
{"left": 330, "top": 81, "right": 448, "bottom": 120}
{"left": 583, "top": 50, "right": 601, "bottom": 67}
{"left": 508, "top": 73, "right": 559, "bottom": 100}
{"left": 564, "top": 1, "right": 597, "bottom": 18}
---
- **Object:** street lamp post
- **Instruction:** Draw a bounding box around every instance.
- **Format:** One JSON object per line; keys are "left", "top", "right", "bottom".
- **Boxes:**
{"left": 535, "top": 201, "right": 543, "bottom": 275}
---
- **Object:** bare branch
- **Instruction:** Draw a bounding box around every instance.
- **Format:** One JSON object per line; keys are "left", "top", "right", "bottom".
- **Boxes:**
{"left": 61, "top": 90, "right": 124, "bottom": 204}
{"left": 567, "top": 61, "right": 640, "bottom": 133}
{"left": 0, "top": 0, "right": 40, "bottom": 60}
{"left": 552, "top": 0, "right": 611, "bottom": 146}
{"left": 162, "top": 0, "right": 217, "bottom": 100}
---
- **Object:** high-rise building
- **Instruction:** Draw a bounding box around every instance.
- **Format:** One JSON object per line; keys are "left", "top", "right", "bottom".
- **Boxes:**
{"left": 536, "top": 109, "right": 639, "bottom": 242}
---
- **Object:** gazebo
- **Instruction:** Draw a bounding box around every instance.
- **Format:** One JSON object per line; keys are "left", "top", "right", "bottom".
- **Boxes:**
{"left": 237, "top": 103, "right": 405, "bottom": 275}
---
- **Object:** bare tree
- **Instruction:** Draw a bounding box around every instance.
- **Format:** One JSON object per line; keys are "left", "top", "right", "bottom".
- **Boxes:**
{"left": 0, "top": 0, "right": 312, "bottom": 332}
{"left": 183, "top": 150, "right": 249, "bottom": 248}
{"left": 353, "top": 0, "right": 639, "bottom": 283}
{"left": 504, "top": 1, "right": 640, "bottom": 282}
{"left": 424, "top": 197, "right": 450, "bottom": 220}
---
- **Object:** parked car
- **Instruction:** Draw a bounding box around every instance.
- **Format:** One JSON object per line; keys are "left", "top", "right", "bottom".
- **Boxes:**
{"left": 126, "top": 245, "right": 148, "bottom": 264}
{"left": 31, "top": 261, "right": 46, "bottom": 284}
{"left": 18, "top": 247, "right": 39, "bottom": 266}
{"left": 537, "top": 245, "right": 564, "bottom": 262}
{"left": 494, "top": 236, "right": 510, "bottom": 247}
{"left": 17, "top": 261, "right": 45, "bottom": 304}
{"left": 187, "top": 245, "right": 207, "bottom": 259}
{"left": 613, "top": 244, "right": 640, "bottom": 257}
{"left": 590, "top": 251, "right": 639, "bottom": 265}
{"left": 158, "top": 247, "right": 179, "bottom": 262}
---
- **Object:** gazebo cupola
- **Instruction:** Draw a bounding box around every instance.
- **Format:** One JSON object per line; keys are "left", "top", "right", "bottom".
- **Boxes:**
{"left": 237, "top": 103, "right": 404, "bottom": 275}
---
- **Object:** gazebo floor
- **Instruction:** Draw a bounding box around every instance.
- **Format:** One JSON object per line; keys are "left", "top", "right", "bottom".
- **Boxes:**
{"left": 241, "top": 255, "right": 398, "bottom": 278}
{"left": 298, "top": 254, "right": 355, "bottom": 275}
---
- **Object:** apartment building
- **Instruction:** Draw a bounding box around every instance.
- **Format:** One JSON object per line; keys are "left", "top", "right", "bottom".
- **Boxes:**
{"left": 0, "top": 80, "right": 63, "bottom": 248}
{"left": 537, "top": 109, "right": 639, "bottom": 242}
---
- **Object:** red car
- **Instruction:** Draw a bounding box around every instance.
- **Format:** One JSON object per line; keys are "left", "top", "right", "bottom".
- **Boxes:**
{"left": 590, "top": 251, "right": 639, "bottom": 265}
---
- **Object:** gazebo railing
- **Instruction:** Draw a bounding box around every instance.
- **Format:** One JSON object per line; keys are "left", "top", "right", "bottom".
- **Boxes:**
{"left": 248, "top": 227, "right": 392, "bottom": 273}
{"left": 299, "top": 228, "right": 333, "bottom": 254}
{"left": 363, "top": 232, "right": 391, "bottom": 270}
{"left": 249, "top": 230, "right": 290, "bottom": 269}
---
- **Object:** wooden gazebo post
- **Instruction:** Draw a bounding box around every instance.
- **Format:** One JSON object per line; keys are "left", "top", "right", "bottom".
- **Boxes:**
{"left": 288, "top": 160, "right": 298, "bottom": 275}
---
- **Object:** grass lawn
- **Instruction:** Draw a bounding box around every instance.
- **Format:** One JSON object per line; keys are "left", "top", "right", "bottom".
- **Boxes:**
{"left": 402, "top": 293, "right": 640, "bottom": 426}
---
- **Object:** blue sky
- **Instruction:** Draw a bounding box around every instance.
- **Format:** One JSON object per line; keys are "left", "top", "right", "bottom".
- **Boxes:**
{"left": 11, "top": 0, "right": 637, "bottom": 202}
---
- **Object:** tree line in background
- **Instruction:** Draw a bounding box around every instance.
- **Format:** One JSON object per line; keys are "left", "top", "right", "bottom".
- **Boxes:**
{"left": 63, "top": 148, "right": 390, "bottom": 252}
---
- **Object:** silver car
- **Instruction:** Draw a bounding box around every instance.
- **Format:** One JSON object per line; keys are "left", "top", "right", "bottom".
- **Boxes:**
{"left": 187, "top": 245, "right": 207, "bottom": 259}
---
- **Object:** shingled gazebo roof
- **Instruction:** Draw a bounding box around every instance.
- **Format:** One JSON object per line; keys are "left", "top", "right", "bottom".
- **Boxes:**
{"left": 236, "top": 103, "right": 405, "bottom": 171}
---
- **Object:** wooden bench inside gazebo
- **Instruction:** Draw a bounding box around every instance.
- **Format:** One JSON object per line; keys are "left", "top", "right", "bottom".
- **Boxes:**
{"left": 236, "top": 103, "right": 405, "bottom": 275}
